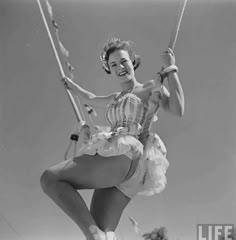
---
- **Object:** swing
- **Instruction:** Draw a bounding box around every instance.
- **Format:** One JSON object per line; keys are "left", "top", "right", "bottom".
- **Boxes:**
{"left": 37, "top": 0, "right": 187, "bottom": 160}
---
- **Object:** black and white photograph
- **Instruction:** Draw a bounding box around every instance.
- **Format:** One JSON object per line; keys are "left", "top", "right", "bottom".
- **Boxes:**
{"left": 0, "top": 0, "right": 235, "bottom": 239}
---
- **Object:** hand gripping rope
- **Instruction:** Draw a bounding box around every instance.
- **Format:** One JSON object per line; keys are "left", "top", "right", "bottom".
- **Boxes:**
{"left": 158, "top": 0, "right": 188, "bottom": 84}
{"left": 37, "top": 0, "right": 96, "bottom": 160}
{"left": 140, "top": 0, "right": 188, "bottom": 145}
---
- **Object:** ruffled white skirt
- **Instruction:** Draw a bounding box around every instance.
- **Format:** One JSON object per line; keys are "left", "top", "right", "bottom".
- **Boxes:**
{"left": 137, "top": 133, "right": 169, "bottom": 196}
{"left": 77, "top": 124, "right": 169, "bottom": 197}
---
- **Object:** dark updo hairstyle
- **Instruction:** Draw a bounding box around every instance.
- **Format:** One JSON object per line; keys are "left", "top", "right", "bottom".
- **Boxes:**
{"left": 100, "top": 38, "right": 141, "bottom": 74}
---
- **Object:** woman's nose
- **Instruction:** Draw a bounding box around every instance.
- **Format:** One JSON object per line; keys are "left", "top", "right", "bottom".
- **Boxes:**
{"left": 119, "top": 63, "right": 125, "bottom": 70}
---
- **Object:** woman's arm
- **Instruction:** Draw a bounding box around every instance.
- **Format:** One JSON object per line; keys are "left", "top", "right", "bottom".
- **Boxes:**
{"left": 159, "top": 49, "right": 185, "bottom": 117}
{"left": 160, "top": 72, "right": 184, "bottom": 117}
{"left": 62, "top": 77, "right": 117, "bottom": 108}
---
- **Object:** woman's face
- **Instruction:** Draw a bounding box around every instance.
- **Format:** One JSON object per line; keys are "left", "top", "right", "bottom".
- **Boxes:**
{"left": 108, "top": 49, "right": 135, "bottom": 82}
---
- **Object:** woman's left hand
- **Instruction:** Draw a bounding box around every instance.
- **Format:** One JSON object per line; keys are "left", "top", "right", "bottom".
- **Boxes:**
{"left": 161, "top": 48, "right": 176, "bottom": 67}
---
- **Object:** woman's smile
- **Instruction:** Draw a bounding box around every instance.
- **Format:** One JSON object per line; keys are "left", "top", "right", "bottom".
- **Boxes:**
{"left": 118, "top": 71, "right": 127, "bottom": 77}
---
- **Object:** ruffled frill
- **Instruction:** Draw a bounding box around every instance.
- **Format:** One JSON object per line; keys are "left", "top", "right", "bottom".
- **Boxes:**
{"left": 78, "top": 123, "right": 144, "bottom": 160}
{"left": 138, "top": 133, "right": 169, "bottom": 196}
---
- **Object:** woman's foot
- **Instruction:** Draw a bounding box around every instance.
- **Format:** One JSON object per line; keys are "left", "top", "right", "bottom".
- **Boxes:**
{"left": 88, "top": 225, "right": 106, "bottom": 240}
{"left": 105, "top": 231, "right": 116, "bottom": 240}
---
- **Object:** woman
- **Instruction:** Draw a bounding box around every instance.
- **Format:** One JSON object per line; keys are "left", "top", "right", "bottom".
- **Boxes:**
{"left": 40, "top": 38, "right": 184, "bottom": 240}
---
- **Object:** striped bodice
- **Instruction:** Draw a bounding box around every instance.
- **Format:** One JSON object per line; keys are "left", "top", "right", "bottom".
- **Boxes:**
{"left": 106, "top": 93, "right": 147, "bottom": 130}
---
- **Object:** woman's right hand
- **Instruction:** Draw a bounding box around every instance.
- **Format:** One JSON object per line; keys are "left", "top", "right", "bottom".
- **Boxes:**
{"left": 60, "top": 76, "right": 97, "bottom": 106}
{"left": 60, "top": 76, "right": 116, "bottom": 109}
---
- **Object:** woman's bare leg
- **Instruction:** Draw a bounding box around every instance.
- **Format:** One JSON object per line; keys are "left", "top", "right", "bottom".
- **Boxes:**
{"left": 40, "top": 154, "right": 132, "bottom": 240}
{"left": 90, "top": 187, "right": 131, "bottom": 232}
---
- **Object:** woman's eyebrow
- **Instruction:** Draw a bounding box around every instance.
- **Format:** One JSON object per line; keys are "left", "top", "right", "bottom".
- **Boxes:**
{"left": 110, "top": 61, "right": 116, "bottom": 65}
{"left": 110, "top": 58, "right": 127, "bottom": 65}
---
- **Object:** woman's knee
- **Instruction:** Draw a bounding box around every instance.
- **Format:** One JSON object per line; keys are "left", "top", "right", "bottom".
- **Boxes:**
{"left": 40, "top": 168, "right": 59, "bottom": 193}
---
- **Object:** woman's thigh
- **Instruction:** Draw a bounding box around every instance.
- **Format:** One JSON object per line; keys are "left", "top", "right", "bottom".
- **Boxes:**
{"left": 90, "top": 187, "right": 131, "bottom": 232}
{"left": 46, "top": 154, "right": 132, "bottom": 189}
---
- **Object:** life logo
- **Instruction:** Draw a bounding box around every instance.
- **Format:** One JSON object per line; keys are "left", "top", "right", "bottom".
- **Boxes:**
{"left": 197, "top": 224, "right": 234, "bottom": 240}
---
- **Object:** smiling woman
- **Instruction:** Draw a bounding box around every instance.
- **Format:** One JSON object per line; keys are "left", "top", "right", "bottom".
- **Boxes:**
{"left": 40, "top": 36, "right": 184, "bottom": 240}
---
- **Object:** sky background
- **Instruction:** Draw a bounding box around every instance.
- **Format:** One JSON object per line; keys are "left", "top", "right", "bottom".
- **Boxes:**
{"left": 0, "top": 0, "right": 235, "bottom": 239}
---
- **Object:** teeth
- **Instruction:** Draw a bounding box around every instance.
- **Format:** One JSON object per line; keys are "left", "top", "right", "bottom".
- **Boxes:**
{"left": 119, "top": 72, "right": 126, "bottom": 76}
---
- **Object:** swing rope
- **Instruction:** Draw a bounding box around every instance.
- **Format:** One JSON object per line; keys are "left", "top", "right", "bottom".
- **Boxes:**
{"left": 169, "top": 0, "right": 188, "bottom": 51}
{"left": 37, "top": 0, "right": 85, "bottom": 125}
{"left": 37, "top": 0, "right": 98, "bottom": 160}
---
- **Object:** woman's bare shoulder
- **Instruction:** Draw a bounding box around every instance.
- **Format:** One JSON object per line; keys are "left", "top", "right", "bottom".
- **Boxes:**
{"left": 134, "top": 80, "right": 154, "bottom": 103}
{"left": 110, "top": 91, "right": 121, "bottom": 100}
{"left": 88, "top": 92, "right": 120, "bottom": 108}
{"left": 106, "top": 91, "right": 121, "bottom": 103}
{"left": 143, "top": 79, "right": 155, "bottom": 88}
